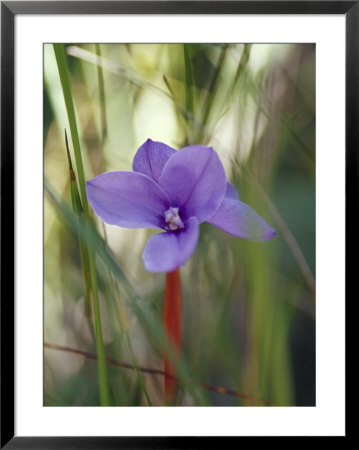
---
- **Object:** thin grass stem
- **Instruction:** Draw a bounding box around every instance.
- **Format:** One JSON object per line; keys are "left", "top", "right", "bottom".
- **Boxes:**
{"left": 95, "top": 44, "right": 107, "bottom": 147}
{"left": 183, "top": 44, "right": 194, "bottom": 143}
{"left": 53, "top": 44, "right": 111, "bottom": 406}
{"left": 246, "top": 169, "right": 316, "bottom": 297}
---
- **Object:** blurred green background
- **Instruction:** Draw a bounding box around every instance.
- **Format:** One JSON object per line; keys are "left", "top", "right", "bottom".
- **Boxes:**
{"left": 44, "top": 43, "right": 315, "bottom": 406}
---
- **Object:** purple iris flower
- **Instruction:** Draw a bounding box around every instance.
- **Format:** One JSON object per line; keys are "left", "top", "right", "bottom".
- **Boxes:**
{"left": 86, "top": 139, "right": 277, "bottom": 272}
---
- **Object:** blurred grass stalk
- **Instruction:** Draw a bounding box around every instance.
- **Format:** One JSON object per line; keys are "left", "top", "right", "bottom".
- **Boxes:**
{"left": 95, "top": 44, "right": 107, "bottom": 150}
{"left": 53, "top": 44, "right": 111, "bottom": 406}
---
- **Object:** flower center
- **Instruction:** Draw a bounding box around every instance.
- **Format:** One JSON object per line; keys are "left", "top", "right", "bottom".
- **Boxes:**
{"left": 164, "top": 207, "right": 184, "bottom": 231}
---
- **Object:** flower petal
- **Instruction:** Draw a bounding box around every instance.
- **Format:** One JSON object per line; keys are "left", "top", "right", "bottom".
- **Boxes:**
{"left": 86, "top": 171, "right": 170, "bottom": 229}
{"left": 226, "top": 182, "right": 239, "bottom": 200}
{"left": 159, "top": 145, "right": 226, "bottom": 223}
{"left": 143, "top": 216, "right": 199, "bottom": 272}
{"left": 132, "top": 139, "right": 177, "bottom": 183}
{"left": 207, "top": 198, "right": 277, "bottom": 241}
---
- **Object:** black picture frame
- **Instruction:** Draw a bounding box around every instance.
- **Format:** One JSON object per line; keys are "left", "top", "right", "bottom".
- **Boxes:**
{"left": 1, "top": 1, "right": 353, "bottom": 447}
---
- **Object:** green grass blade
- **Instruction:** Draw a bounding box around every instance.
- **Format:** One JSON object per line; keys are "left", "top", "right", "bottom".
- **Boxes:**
{"left": 200, "top": 45, "right": 228, "bottom": 136}
{"left": 64, "top": 130, "right": 94, "bottom": 337}
{"left": 53, "top": 44, "right": 110, "bottom": 406}
{"left": 95, "top": 44, "right": 108, "bottom": 145}
{"left": 183, "top": 44, "right": 194, "bottom": 143}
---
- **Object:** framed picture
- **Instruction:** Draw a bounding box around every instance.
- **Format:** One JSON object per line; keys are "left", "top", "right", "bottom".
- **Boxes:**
{"left": 1, "top": 1, "right": 352, "bottom": 446}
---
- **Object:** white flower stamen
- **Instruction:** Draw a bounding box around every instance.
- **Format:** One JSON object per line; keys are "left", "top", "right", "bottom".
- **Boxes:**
{"left": 164, "top": 207, "right": 184, "bottom": 231}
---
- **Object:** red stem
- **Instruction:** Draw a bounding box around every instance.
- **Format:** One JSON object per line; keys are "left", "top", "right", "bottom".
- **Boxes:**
{"left": 163, "top": 269, "right": 182, "bottom": 402}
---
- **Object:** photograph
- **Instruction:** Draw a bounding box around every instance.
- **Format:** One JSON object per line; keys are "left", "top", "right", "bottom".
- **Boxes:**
{"left": 43, "top": 42, "right": 316, "bottom": 407}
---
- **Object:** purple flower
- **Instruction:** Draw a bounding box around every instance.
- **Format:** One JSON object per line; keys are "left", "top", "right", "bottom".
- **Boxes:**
{"left": 86, "top": 139, "right": 277, "bottom": 272}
